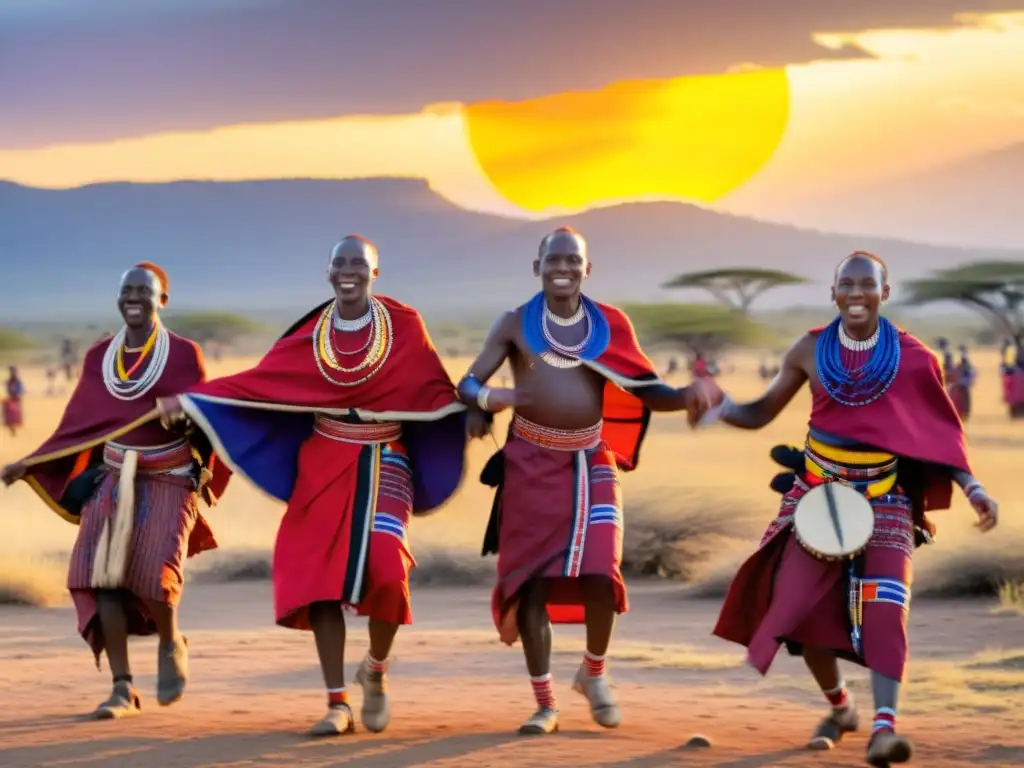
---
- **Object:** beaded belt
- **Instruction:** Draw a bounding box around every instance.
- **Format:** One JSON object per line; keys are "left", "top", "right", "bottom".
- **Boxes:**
{"left": 103, "top": 439, "right": 194, "bottom": 476}
{"left": 511, "top": 414, "right": 602, "bottom": 451}
{"left": 804, "top": 435, "right": 896, "bottom": 499}
{"left": 314, "top": 414, "right": 402, "bottom": 444}
{"left": 93, "top": 439, "right": 195, "bottom": 591}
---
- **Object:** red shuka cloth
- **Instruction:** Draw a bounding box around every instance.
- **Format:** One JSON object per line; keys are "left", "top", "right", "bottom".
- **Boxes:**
{"left": 183, "top": 296, "right": 461, "bottom": 417}
{"left": 585, "top": 301, "right": 665, "bottom": 472}
{"left": 14, "top": 331, "right": 230, "bottom": 555}
{"left": 275, "top": 437, "right": 415, "bottom": 630}
{"left": 806, "top": 330, "right": 970, "bottom": 510}
{"left": 492, "top": 440, "right": 626, "bottom": 643}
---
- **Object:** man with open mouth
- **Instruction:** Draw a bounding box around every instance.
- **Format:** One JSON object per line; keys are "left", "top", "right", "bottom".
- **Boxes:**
{"left": 458, "top": 226, "right": 717, "bottom": 735}
{"left": 702, "top": 251, "right": 999, "bottom": 766}
{"left": 1, "top": 262, "right": 232, "bottom": 719}
{"left": 158, "top": 236, "right": 468, "bottom": 737}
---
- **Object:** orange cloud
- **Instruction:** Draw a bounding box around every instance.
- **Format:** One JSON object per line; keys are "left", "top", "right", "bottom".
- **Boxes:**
{"left": 464, "top": 68, "right": 790, "bottom": 213}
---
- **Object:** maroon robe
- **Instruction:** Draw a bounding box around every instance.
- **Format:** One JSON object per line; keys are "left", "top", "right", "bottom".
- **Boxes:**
{"left": 14, "top": 331, "right": 231, "bottom": 556}
{"left": 713, "top": 330, "right": 971, "bottom": 677}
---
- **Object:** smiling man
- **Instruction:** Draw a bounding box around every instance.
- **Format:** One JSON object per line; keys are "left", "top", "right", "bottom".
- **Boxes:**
{"left": 157, "top": 236, "right": 468, "bottom": 737}
{"left": 703, "top": 252, "right": 999, "bottom": 766}
{"left": 1, "top": 262, "right": 230, "bottom": 719}
{"left": 458, "top": 227, "right": 717, "bottom": 735}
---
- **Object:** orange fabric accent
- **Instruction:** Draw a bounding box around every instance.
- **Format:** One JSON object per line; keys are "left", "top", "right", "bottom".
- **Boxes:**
{"left": 68, "top": 449, "right": 92, "bottom": 482}
{"left": 600, "top": 383, "right": 649, "bottom": 470}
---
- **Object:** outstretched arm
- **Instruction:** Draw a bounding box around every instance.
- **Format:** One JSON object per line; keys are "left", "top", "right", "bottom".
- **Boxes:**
{"left": 720, "top": 334, "right": 812, "bottom": 430}
{"left": 456, "top": 312, "right": 529, "bottom": 439}
{"left": 460, "top": 312, "right": 516, "bottom": 391}
{"left": 634, "top": 383, "right": 704, "bottom": 412}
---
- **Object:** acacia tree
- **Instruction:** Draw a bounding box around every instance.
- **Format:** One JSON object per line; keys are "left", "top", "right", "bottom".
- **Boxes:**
{"left": 621, "top": 302, "right": 768, "bottom": 354}
{"left": 661, "top": 267, "right": 807, "bottom": 313}
{"left": 901, "top": 261, "right": 1024, "bottom": 342}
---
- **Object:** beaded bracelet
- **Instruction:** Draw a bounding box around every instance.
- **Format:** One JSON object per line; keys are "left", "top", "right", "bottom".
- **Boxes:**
{"left": 963, "top": 481, "right": 985, "bottom": 501}
{"left": 458, "top": 373, "right": 491, "bottom": 412}
{"left": 477, "top": 387, "right": 491, "bottom": 411}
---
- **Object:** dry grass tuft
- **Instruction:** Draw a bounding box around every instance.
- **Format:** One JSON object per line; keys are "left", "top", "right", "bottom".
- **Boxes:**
{"left": 2, "top": 348, "right": 1022, "bottom": 609}
{"left": 995, "top": 580, "right": 1024, "bottom": 615}
{"left": 0, "top": 556, "right": 67, "bottom": 607}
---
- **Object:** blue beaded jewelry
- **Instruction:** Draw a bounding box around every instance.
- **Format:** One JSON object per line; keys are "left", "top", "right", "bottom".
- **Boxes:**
{"left": 815, "top": 315, "right": 901, "bottom": 407}
{"left": 521, "top": 291, "right": 610, "bottom": 362}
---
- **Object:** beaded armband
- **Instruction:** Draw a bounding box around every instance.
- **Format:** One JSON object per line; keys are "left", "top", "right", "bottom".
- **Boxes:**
{"left": 457, "top": 374, "right": 491, "bottom": 412}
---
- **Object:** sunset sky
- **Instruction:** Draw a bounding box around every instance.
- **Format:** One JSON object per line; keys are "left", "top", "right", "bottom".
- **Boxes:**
{"left": 3, "top": 1, "right": 1023, "bottom": 243}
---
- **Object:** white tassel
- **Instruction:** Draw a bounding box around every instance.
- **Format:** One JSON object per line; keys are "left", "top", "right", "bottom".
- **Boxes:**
{"left": 90, "top": 520, "right": 111, "bottom": 589}
{"left": 91, "top": 449, "right": 138, "bottom": 588}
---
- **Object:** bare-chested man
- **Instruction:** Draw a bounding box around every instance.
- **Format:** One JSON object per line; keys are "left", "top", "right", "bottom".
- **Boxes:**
{"left": 706, "top": 252, "right": 999, "bottom": 765}
{"left": 459, "top": 227, "right": 716, "bottom": 734}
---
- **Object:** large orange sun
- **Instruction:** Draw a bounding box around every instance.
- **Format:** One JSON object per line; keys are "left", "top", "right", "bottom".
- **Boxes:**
{"left": 464, "top": 68, "right": 790, "bottom": 212}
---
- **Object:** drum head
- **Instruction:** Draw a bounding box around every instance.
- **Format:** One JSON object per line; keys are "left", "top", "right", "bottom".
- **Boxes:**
{"left": 793, "top": 483, "right": 874, "bottom": 558}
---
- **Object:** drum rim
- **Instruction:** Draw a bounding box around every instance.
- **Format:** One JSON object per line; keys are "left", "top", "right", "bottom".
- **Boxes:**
{"left": 793, "top": 482, "right": 874, "bottom": 558}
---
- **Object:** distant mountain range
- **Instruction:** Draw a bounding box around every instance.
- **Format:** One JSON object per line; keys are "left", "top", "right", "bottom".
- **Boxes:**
{"left": 782, "top": 142, "right": 1024, "bottom": 249}
{"left": 2, "top": 178, "right": 1021, "bottom": 322}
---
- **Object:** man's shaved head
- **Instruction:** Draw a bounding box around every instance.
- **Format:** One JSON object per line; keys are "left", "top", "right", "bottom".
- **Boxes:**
{"left": 534, "top": 226, "right": 591, "bottom": 299}
{"left": 328, "top": 234, "right": 379, "bottom": 307}
{"left": 831, "top": 250, "right": 890, "bottom": 335}
{"left": 331, "top": 234, "right": 379, "bottom": 266}
{"left": 538, "top": 226, "right": 587, "bottom": 262}
{"left": 834, "top": 251, "right": 887, "bottom": 285}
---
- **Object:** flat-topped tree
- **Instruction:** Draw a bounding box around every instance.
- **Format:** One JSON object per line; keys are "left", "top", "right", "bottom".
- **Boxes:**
{"left": 901, "top": 261, "right": 1024, "bottom": 343}
{"left": 661, "top": 267, "right": 807, "bottom": 313}
{"left": 622, "top": 302, "right": 767, "bottom": 354}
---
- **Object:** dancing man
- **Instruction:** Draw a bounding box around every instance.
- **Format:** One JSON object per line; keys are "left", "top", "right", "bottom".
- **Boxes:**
{"left": 158, "top": 236, "right": 467, "bottom": 737}
{"left": 459, "top": 227, "right": 714, "bottom": 735}
{"left": 704, "top": 252, "right": 998, "bottom": 766}
{"left": 1, "top": 263, "right": 230, "bottom": 718}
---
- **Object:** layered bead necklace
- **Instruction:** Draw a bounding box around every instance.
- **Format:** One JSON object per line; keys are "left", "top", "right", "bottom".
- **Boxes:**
{"left": 539, "top": 302, "right": 590, "bottom": 369}
{"left": 102, "top": 323, "right": 170, "bottom": 401}
{"left": 815, "top": 315, "right": 901, "bottom": 406}
{"left": 312, "top": 298, "right": 393, "bottom": 386}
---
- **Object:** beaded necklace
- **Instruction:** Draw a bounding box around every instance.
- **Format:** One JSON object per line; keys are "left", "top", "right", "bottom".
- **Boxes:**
{"left": 521, "top": 291, "right": 611, "bottom": 368}
{"left": 815, "top": 315, "right": 901, "bottom": 407}
{"left": 544, "top": 302, "right": 585, "bottom": 327}
{"left": 312, "top": 298, "right": 393, "bottom": 386}
{"left": 116, "top": 324, "right": 159, "bottom": 381}
{"left": 102, "top": 323, "right": 171, "bottom": 401}
{"left": 539, "top": 303, "right": 592, "bottom": 368}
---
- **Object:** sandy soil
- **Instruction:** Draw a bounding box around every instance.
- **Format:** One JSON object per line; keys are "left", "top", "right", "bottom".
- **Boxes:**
{"left": 2, "top": 350, "right": 1023, "bottom": 766}
{"left": 1, "top": 581, "right": 1022, "bottom": 767}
